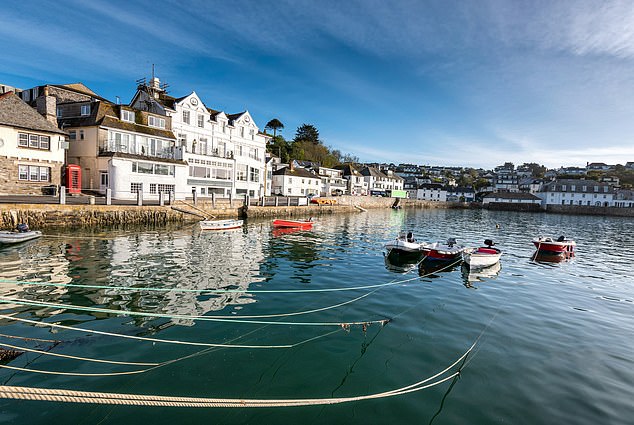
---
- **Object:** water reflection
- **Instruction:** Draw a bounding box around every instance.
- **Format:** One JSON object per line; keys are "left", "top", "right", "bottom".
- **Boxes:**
{"left": 461, "top": 262, "right": 501, "bottom": 288}
{"left": 418, "top": 258, "right": 461, "bottom": 279}
{"left": 383, "top": 250, "right": 424, "bottom": 273}
{"left": 531, "top": 251, "right": 574, "bottom": 264}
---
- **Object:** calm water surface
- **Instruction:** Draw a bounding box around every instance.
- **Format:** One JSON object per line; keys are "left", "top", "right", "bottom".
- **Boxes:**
{"left": 0, "top": 209, "right": 632, "bottom": 424}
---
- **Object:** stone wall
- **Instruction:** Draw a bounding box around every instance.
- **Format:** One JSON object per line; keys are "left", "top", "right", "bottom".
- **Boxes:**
{"left": 0, "top": 156, "right": 63, "bottom": 195}
{"left": 546, "top": 204, "right": 634, "bottom": 217}
{"left": 0, "top": 204, "right": 197, "bottom": 229}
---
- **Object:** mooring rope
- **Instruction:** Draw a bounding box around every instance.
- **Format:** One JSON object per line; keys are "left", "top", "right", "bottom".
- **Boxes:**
{"left": 0, "top": 342, "right": 158, "bottom": 366}
{"left": 0, "top": 332, "right": 59, "bottom": 343}
{"left": 0, "top": 342, "right": 474, "bottom": 407}
{"left": 0, "top": 297, "right": 388, "bottom": 327}
{"left": 0, "top": 314, "right": 337, "bottom": 349}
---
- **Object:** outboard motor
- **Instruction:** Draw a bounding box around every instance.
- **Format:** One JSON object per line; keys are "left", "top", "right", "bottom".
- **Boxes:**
{"left": 484, "top": 239, "right": 495, "bottom": 247}
{"left": 16, "top": 223, "right": 30, "bottom": 233}
{"left": 447, "top": 238, "right": 457, "bottom": 247}
{"left": 557, "top": 236, "right": 565, "bottom": 242}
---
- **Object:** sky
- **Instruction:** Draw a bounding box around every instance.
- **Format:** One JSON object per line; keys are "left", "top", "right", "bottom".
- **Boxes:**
{"left": 2, "top": 0, "right": 634, "bottom": 170}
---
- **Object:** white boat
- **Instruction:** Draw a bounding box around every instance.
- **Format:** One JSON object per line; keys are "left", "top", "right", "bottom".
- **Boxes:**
{"left": 0, "top": 230, "right": 42, "bottom": 244}
{"left": 199, "top": 219, "right": 243, "bottom": 231}
{"left": 384, "top": 231, "right": 427, "bottom": 253}
{"left": 462, "top": 240, "right": 502, "bottom": 268}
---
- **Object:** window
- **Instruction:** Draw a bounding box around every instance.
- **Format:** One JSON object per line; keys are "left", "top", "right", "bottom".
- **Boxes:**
{"left": 183, "top": 110, "right": 190, "bottom": 124}
{"left": 56, "top": 107, "right": 62, "bottom": 118}
{"left": 69, "top": 131, "right": 76, "bottom": 140}
{"left": 39, "top": 136, "right": 50, "bottom": 150}
{"left": 79, "top": 130, "right": 85, "bottom": 140}
{"left": 18, "top": 133, "right": 28, "bottom": 147}
{"left": 236, "top": 164, "right": 248, "bottom": 181}
{"left": 197, "top": 114, "right": 204, "bottom": 128}
{"left": 121, "top": 110, "right": 135, "bottom": 122}
{"left": 14, "top": 165, "right": 46, "bottom": 183}
{"left": 131, "top": 183, "right": 143, "bottom": 193}
{"left": 148, "top": 116, "right": 166, "bottom": 129}
{"left": 240, "top": 127, "right": 245, "bottom": 137}
{"left": 81, "top": 104, "right": 91, "bottom": 116}
{"left": 29, "top": 134, "right": 39, "bottom": 148}
{"left": 249, "top": 167, "right": 259, "bottom": 182}
{"left": 18, "top": 165, "right": 28, "bottom": 180}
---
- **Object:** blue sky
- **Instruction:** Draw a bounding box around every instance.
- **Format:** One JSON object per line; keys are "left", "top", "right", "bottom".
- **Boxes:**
{"left": 2, "top": 0, "right": 634, "bottom": 169}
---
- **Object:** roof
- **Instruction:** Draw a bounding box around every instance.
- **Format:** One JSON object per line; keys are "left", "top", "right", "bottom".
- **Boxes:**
{"left": 0, "top": 92, "right": 67, "bottom": 135}
{"left": 59, "top": 83, "right": 100, "bottom": 97}
{"left": 540, "top": 179, "right": 613, "bottom": 193}
{"left": 226, "top": 112, "right": 246, "bottom": 123}
{"left": 273, "top": 166, "right": 319, "bottom": 179}
{"left": 60, "top": 101, "right": 175, "bottom": 139}
{"left": 482, "top": 192, "right": 541, "bottom": 200}
{"left": 335, "top": 163, "right": 363, "bottom": 177}
{"left": 360, "top": 166, "right": 388, "bottom": 179}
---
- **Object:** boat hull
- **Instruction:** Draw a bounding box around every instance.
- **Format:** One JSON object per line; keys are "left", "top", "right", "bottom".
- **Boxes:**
{"left": 462, "top": 247, "right": 501, "bottom": 268}
{"left": 0, "top": 230, "right": 42, "bottom": 244}
{"left": 199, "top": 219, "right": 243, "bottom": 230}
{"left": 272, "top": 219, "right": 313, "bottom": 229}
{"left": 532, "top": 238, "right": 576, "bottom": 254}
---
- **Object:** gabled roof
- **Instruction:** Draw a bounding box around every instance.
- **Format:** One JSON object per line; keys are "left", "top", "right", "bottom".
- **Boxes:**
{"left": 227, "top": 111, "right": 246, "bottom": 124}
{"left": 60, "top": 83, "right": 100, "bottom": 97}
{"left": 0, "top": 92, "right": 67, "bottom": 135}
{"left": 273, "top": 166, "right": 319, "bottom": 179}
{"left": 335, "top": 163, "right": 363, "bottom": 177}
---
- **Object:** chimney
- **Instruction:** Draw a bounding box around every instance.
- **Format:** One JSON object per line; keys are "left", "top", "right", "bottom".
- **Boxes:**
{"left": 36, "top": 86, "right": 58, "bottom": 126}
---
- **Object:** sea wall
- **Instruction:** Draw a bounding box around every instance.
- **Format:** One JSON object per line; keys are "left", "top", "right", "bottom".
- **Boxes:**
{"left": 484, "top": 203, "right": 543, "bottom": 212}
{"left": 546, "top": 204, "right": 634, "bottom": 217}
{"left": 0, "top": 204, "right": 198, "bottom": 229}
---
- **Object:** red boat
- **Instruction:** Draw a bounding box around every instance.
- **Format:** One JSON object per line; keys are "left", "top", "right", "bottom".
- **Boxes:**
{"left": 272, "top": 219, "right": 314, "bottom": 230}
{"left": 532, "top": 236, "right": 576, "bottom": 254}
{"left": 422, "top": 238, "right": 465, "bottom": 262}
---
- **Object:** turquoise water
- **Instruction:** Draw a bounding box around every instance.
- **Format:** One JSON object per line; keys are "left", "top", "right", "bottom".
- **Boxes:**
{"left": 0, "top": 209, "right": 632, "bottom": 424}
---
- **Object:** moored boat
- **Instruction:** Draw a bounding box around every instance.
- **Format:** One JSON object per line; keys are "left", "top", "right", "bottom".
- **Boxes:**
{"left": 462, "top": 239, "right": 501, "bottom": 268}
{"left": 384, "top": 231, "right": 427, "bottom": 254}
{"left": 422, "top": 238, "right": 465, "bottom": 262}
{"left": 0, "top": 229, "right": 42, "bottom": 244}
{"left": 199, "top": 219, "right": 243, "bottom": 231}
{"left": 532, "top": 236, "right": 576, "bottom": 254}
{"left": 272, "top": 219, "right": 314, "bottom": 229}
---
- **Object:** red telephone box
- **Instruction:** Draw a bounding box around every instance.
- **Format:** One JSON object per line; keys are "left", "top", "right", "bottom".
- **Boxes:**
{"left": 66, "top": 164, "right": 82, "bottom": 194}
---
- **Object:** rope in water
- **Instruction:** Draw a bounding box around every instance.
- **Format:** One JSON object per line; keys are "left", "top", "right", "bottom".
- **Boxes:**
{"left": 0, "top": 314, "right": 336, "bottom": 348}
{"left": 0, "top": 297, "right": 388, "bottom": 327}
{"left": 0, "top": 332, "right": 59, "bottom": 343}
{"left": 0, "top": 342, "right": 158, "bottom": 366}
{"left": 0, "top": 341, "right": 474, "bottom": 407}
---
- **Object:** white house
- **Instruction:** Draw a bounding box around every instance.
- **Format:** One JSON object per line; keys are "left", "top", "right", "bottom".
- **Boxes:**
{"left": 538, "top": 179, "right": 615, "bottom": 207}
{"left": 0, "top": 91, "right": 68, "bottom": 195}
{"left": 482, "top": 192, "right": 542, "bottom": 205}
{"left": 337, "top": 164, "right": 368, "bottom": 195}
{"left": 360, "top": 166, "right": 404, "bottom": 195}
{"left": 415, "top": 183, "right": 447, "bottom": 202}
{"left": 314, "top": 166, "right": 347, "bottom": 196}
{"left": 271, "top": 165, "right": 321, "bottom": 196}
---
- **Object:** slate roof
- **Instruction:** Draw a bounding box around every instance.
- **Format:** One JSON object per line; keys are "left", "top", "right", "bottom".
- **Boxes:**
{"left": 482, "top": 192, "right": 541, "bottom": 200}
{"left": 273, "top": 166, "right": 319, "bottom": 179}
{"left": 60, "top": 101, "right": 175, "bottom": 139}
{"left": 0, "top": 92, "right": 67, "bottom": 135}
{"left": 540, "top": 179, "right": 613, "bottom": 193}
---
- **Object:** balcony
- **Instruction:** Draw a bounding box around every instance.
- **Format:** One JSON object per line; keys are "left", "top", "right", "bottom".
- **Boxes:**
{"left": 99, "top": 140, "right": 182, "bottom": 160}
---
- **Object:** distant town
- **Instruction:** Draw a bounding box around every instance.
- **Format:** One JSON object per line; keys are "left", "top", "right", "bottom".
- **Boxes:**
{"left": 1, "top": 78, "right": 633, "bottom": 210}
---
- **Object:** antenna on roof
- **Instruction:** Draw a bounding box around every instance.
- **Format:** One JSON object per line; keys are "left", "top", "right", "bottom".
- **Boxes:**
{"left": 152, "top": 64, "right": 155, "bottom": 81}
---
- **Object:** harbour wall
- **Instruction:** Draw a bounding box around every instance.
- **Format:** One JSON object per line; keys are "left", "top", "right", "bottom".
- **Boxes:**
{"left": 545, "top": 204, "right": 634, "bottom": 217}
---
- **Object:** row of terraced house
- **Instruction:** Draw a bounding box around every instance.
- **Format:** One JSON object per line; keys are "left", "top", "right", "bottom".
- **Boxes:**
{"left": 0, "top": 78, "right": 404, "bottom": 201}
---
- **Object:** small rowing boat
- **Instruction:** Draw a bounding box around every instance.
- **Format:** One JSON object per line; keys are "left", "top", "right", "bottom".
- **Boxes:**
{"left": 272, "top": 219, "right": 313, "bottom": 230}
{"left": 462, "top": 239, "right": 502, "bottom": 268}
{"left": 199, "top": 219, "right": 243, "bottom": 231}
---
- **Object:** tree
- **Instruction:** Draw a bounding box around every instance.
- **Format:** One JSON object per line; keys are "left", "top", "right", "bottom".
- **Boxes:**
{"left": 294, "top": 124, "right": 320, "bottom": 144}
{"left": 265, "top": 118, "right": 284, "bottom": 138}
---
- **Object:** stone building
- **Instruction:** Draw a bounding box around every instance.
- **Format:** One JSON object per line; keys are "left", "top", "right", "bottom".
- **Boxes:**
{"left": 0, "top": 91, "right": 67, "bottom": 195}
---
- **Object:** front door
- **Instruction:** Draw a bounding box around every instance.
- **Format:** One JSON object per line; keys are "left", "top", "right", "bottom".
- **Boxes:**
{"left": 99, "top": 171, "right": 109, "bottom": 193}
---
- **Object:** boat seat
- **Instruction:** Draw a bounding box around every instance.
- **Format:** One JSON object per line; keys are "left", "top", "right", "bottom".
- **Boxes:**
{"left": 477, "top": 248, "right": 498, "bottom": 254}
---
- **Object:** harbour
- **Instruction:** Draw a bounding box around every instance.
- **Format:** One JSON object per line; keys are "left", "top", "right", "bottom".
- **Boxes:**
{"left": 0, "top": 208, "right": 632, "bottom": 423}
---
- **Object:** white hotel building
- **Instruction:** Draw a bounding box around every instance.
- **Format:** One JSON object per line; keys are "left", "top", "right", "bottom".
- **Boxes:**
{"left": 131, "top": 79, "right": 269, "bottom": 198}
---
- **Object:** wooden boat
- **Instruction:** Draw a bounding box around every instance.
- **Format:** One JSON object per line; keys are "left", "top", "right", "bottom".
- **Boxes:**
{"left": 422, "top": 238, "right": 465, "bottom": 262}
{"left": 199, "top": 219, "right": 243, "bottom": 230}
{"left": 462, "top": 240, "right": 502, "bottom": 268}
{"left": 532, "top": 236, "right": 576, "bottom": 254}
{"left": 384, "top": 231, "right": 427, "bottom": 254}
{"left": 272, "top": 219, "right": 313, "bottom": 230}
{"left": 0, "top": 230, "right": 42, "bottom": 244}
